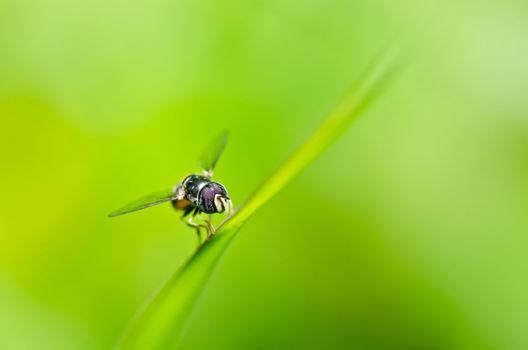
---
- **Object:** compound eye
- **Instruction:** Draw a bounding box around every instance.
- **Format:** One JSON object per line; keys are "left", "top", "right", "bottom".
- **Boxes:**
{"left": 214, "top": 194, "right": 227, "bottom": 213}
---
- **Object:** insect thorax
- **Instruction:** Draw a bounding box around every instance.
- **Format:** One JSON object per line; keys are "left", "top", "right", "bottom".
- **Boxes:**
{"left": 182, "top": 174, "right": 210, "bottom": 203}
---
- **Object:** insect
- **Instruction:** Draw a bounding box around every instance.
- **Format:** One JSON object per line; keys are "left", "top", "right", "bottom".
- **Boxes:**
{"left": 108, "top": 130, "right": 234, "bottom": 243}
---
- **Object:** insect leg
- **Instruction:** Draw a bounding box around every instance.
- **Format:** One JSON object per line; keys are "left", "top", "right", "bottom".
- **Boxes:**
{"left": 208, "top": 214, "right": 215, "bottom": 235}
{"left": 204, "top": 219, "right": 215, "bottom": 239}
{"left": 192, "top": 209, "right": 215, "bottom": 239}
{"left": 226, "top": 199, "right": 235, "bottom": 216}
{"left": 181, "top": 210, "right": 207, "bottom": 247}
{"left": 198, "top": 212, "right": 216, "bottom": 239}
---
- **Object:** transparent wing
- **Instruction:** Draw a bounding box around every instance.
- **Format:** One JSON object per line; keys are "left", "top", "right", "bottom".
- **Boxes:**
{"left": 198, "top": 130, "right": 229, "bottom": 176}
{"left": 108, "top": 188, "right": 176, "bottom": 217}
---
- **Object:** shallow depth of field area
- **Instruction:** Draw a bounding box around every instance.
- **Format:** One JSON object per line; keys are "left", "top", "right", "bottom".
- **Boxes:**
{"left": 1, "top": 1, "right": 528, "bottom": 349}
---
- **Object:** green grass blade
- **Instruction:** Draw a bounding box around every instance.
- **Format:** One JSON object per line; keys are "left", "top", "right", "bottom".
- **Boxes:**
{"left": 117, "top": 48, "right": 399, "bottom": 350}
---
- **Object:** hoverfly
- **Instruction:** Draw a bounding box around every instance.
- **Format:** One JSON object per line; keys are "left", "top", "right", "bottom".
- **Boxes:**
{"left": 109, "top": 131, "right": 234, "bottom": 243}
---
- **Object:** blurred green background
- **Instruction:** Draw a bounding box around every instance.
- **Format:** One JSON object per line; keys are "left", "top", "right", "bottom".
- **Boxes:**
{"left": 1, "top": 0, "right": 528, "bottom": 349}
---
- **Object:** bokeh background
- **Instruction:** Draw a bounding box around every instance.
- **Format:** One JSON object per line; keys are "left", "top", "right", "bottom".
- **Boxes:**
{"left": 1, "top": 0, "right": 528, "bottom": 349}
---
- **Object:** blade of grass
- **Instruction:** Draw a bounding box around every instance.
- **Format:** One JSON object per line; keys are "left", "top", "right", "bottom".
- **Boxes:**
{"left": 117, "top": 47, "right": 400, "bottom": 350}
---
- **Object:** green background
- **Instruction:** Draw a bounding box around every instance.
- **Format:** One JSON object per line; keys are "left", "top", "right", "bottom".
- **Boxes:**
{"left": 1, "top": 0, "right": 528, "bottom": 349}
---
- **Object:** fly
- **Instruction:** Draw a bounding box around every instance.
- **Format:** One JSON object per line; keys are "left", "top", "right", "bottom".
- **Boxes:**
{"left": 108, "top": 130, "right": 234, "bottom": 244}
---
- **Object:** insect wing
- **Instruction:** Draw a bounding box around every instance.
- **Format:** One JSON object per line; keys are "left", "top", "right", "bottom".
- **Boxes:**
{"left": 108, "top": 188, "right": 176, "bottom": 217}
{"left": 198, "top": 130, "right": 229, "bottom": 176}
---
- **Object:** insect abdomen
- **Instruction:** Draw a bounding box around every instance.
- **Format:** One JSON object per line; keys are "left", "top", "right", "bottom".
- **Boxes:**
{"left": 172, "top": 198, "right": 193, "bottom": 210}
